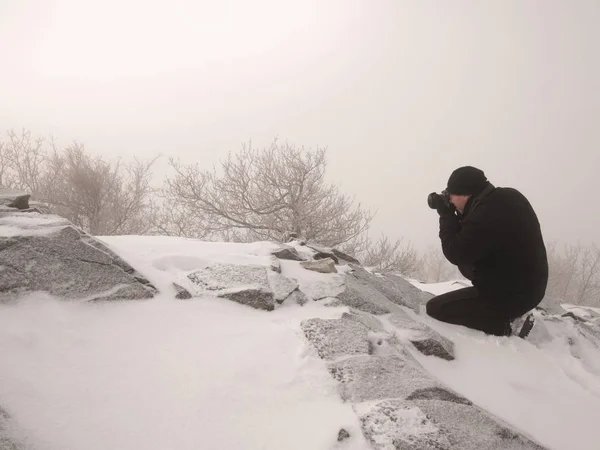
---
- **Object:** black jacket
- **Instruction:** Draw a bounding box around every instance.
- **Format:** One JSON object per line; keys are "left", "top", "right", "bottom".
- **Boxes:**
{"left": 439, "top": 184, "right": 548, "bottom": 314}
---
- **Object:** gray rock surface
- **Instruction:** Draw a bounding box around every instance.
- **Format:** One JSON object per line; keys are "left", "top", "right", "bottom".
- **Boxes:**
{"left": 335, "top": 275, "right": 391, "bottom": 315}
{"left": 271, "top": 246, "right": 304, "bottom": 261}
{"left": 186, "top": 263, "right": 275, "bottom": 311}
{"left": 387, "top": 312, "right": 455, "bottom": 361}
{"left": 329, "top": 356, "right": 437, "bottom": 402}
{"left": 358, "top": 398, "right": 546, "bottom": 450}
{"left": 337, "top": 428, "right": 350, "bottom": 442}
{"left": 173, "top": 282, "right": 192, "bottom": 300}
{"left": 341, "top": 309, "right": 386, "bottom": 333}
{"left": 269, "top": 256, "right": 281, "bottom": 273}
{"left": 187, "top": 264, "right": 270, "bottom": 293}
{"left": 0, "top": 213, "right": 156, "bottom": 301}
{"left": 313, "top": 252, "right": 339, "bottom": 264}
{"left": 349, "top": 265, "right": 432, "bottom": 312}
{"left": 410, "top": 338, "right": 455, "bottom": 361}
{"left": 267, "top": 271, "right": 298, "bottom": 304}
{"left": 337, "top": 278, "right": 455, "bottom": 361}
{"left": 0, "top": 188, "right": 30, "bottom": 210}
{"left": 295, "top": 272, "right": 346, "bottom": 301}
{"left": 406, "top": 387, "right": 472, "bottom": 405}
{"left": 306, "top": 243, "right": 340, "bottom": 264}
{"left": 284, "top": 289, "right": 308, "bottom": 306}
{"left": 301, "top": 317, "right": 371, "bottom": 360}
{"left": 221, "top": 287, "right": 274, "bottom": 311}
{"left": 359, "top": 400, "right": 451, "bottom": 450}
{"left": 332, "top": 248, "right": 360, "bottom": 264}
{"left": 409, "top": 398, "right": 546, "bottom": 450}
{"left": 300, "top": 258, "right": 337, "bottom": 274}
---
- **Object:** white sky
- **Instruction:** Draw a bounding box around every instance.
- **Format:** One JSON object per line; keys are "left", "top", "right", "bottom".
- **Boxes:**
{"left": 1, "top": 0, "right": 599, "bottom": 250}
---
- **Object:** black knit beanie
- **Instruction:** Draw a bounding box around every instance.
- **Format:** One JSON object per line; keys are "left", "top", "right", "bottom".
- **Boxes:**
{"left": 446, "top": 166, "right": 488, "bottom": 196}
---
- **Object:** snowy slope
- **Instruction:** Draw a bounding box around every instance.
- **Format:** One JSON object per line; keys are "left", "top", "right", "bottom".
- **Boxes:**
{"left": 1, "top": 235, "right": 600, "bottom": 450}
{"left": 0, "top": 236, "right": 370, "bottom": 450}
{"left": 401, "top": 293, "right": 600, "bottom": 450}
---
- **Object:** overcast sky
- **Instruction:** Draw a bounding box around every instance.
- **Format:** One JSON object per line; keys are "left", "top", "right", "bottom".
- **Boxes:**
{"left": 1, "top": 0, "right": 599, "bottom": 250}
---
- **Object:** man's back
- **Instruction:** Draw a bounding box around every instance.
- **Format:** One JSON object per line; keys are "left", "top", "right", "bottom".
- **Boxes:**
{"left": 463, "top": 186, "right": 548, "bottom": 311}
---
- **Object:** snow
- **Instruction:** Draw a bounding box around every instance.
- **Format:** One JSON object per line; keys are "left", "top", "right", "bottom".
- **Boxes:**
{"left": 2, "top": 232, "right": 600, "bottom": 450}
{"left": 279, "top": 259, "right": 346, "bottom": 300}
{"left": 100, "top": 236, "right": 281, "bottom": 293}
{"left": 409, "top": 279, "right": 471, "bottom": 295}
{"left": 0, "top": 213, "right": 70, "bottom": 237}
{"left": 0, "top": 295, "right": 369, "bottom": 450}
{"left": 402, "top": 284, "right": 600, "bottom": 450}
{"left": 561, "top": 303, "right": 600, "bottom": 319}
{"left": 356, "top": 400, "right": 448, "bottom": 449}
{"left": 0, "top": 235, "right": 370, "bottom": 450}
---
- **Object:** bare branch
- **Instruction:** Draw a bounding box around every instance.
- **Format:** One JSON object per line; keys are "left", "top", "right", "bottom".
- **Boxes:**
{"left": 360, "top": 235, "right": 424, "bottom": 276}
{"left": 160, "top": 139, "right": 373, "bottom": 245}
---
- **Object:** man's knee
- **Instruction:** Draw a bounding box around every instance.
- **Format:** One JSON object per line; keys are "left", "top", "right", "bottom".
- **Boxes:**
{"left": 425, "top": 288, "right": 477, "bottom": 322}
{"left": 426, "top": 296, "right": 444, "bottom": 319}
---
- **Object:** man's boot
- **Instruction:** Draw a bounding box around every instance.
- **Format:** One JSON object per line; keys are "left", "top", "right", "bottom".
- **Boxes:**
{"left": 513, "top": 313, "right": 535, "bottom": 339}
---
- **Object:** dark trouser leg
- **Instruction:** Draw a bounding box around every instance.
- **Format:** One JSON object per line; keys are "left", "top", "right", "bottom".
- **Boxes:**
{"left": 426, "top": 287, "right": 511, "bottom": 336}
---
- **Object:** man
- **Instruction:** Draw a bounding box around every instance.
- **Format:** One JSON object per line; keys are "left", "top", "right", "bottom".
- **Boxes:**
{"left": 426, "top": 166, "right": 548, "bottom": 336}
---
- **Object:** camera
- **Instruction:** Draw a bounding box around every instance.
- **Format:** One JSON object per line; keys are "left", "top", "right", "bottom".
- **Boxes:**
{"left": 427, "top": 190, "right": 451, "bottom": 210}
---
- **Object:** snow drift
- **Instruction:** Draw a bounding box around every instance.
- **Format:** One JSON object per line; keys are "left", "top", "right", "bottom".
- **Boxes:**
{"left": 1, "top": 202, "right": 600, "bottom": 450}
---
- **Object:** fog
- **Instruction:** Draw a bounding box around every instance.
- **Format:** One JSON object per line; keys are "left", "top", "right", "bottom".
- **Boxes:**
{"left": 1, "top": 0, "right": 599, "bottom": 251}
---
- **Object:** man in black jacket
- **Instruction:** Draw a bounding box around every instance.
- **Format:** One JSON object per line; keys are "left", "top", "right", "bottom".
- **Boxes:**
{"left": 426, "top": 166, "right": 548, "bottom": 336}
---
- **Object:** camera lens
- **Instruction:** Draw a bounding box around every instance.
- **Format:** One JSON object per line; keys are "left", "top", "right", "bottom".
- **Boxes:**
{"left": 427, "top": 193, "right": 438, "bottom": 209}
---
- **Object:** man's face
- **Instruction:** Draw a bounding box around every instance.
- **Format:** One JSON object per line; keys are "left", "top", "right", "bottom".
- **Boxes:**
{"left": 449, "top": 194, "right": 471, "bottom": 214}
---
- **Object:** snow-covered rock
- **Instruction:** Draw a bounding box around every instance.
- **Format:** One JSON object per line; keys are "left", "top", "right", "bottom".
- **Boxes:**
{"left": 301, "top": 317, "right": 371, "bottom": 360}
{"left": 300, "top": 257, "right": 337, "bottom": 273}
{"left": 282, "top": 260, "right": 346, "bottom": 300}
{"left": 330, "top": 355, "right": 437, "bottom": 402}
{"left": 335, "top": 274, "right": 392, "bottom": 315}
{"left": 561, "top": 303, "right": 600, "bottom": 321}
{"left": 173, "top": 282, "right": 192, "bottom": 299}
{"left": 186, "top": 264, "right": 275, "bottom": 311}
{"left": 359, "top": 399, "right": 452, "bottom": 450}
{"left": 267, "top": 271, "right": 299, "bottom": 304}
{"left": 348, "top": 265, "right": 433, "bottom": 312}
{"left": 299, "top": 294, "right": 542, "bottom": 449}
{"left": 0, "top": 212, "right": 156, "bottom": 301}
{"left": 270, "top": 245, "right": 304, "bottom": 261}
{"left": 0, "top": 187, "right": 30, "bottom": 210}
{"left": 306, "top": 243, "right": 341, "bottom": 264}
{"left": 285, "top": 288, "right": 308, "bottom": 306}
{"left": 358, "top": 397, "right": 546, "bottom": 450}
{"left": 182, "top": 262, "right": 311, "bottom": 310}
{"left": 331, "top": 248, "right": 360, "bottom": 264}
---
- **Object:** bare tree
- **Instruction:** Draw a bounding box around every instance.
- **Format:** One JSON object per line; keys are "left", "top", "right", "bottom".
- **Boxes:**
{"left": 149, "top": 195, "right": 214, "bottom": 240}
{"left": 417, "top": 246, "right": 463, "bottom": 283}
{"left": 161, "top": 139, "right": 373, "bottom": 246}
{"left": 0, "top": 139, "right": 9, "bottom": 187}
{"left": 0, "top": 129, "right": 47, "bottom": 193}
{"left": 575, "top": 244, "right": 600, "bottom": 305}
{"left": 40, "top": 143, "right": 157, "bottom": 235}
{"left": 546, "top": 241, "right": 575, "bottom": 301}
{"left": 361, "top": 235, "right": 423, "bottom": 276}
{"left": 545, "top": 241, "right": 600, "bottom": 307}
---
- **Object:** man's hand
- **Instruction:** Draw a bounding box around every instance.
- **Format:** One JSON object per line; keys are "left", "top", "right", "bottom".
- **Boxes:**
{"left": 428, "top": 192, "right": 455, "bottom": 216}
{"left": 436, "top": 201, "right": 455, "bottom": 217}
